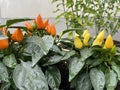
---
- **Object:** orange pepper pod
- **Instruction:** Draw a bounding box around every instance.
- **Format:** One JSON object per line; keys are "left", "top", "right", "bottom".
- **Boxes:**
{"left": 0, "top": 27, "right": 7, "bottom": 35}
{"left": 43, "top": 19, "right": 49, "bottom": 28}
{"left": 0, "top": 38, "right": 9, "bottom": 49}
{"left": 25, "top": 21, "right": 33, "bottom": 31}
{"left": 50, "top": 24, "right": 56, "bottom": 36}
{"left": 46, "top": 25, "right": 51, "bottom": 34}
{"left": 11, "top": 28, "right": 24, "bottom": 42}
{"left": 36, "top": 14, "right": 45, "bottom": 29}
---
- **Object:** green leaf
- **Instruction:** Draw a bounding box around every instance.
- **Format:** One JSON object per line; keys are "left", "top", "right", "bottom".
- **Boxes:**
{"left": 105, "top": 69, "right": 118, "bottom": 90}
{"left": 26, "top": 36, "right": 48, "bottom": 55}
{"left": 112, "top": 62, "right": 120, "bottom": 80}
{"left": 51, "top": 45, "right": 62, "bottom": 55}
{"left": 0, "top": 25, "right": 6, "bottom": 28}
{"left": 45, "top": 66, "right": 61, "bottom": 90}
{"left": 13, "top": 61, "right": 49, "bottom": 90}
{"left": 60, "top": 28, "right": 82, "bottom": 37}
{"left": 69, "top": 57, "right": 85, "bottom": 82}
{"left": 61, "top": 50, "right": 76, "bottom": 60}
{"left": 80, "top": 47, "right": 93, "bottom": 61}
{"left": 6, "top": 18, "right": 32, "bottom": 27}
{"left": 0, "top": 61, "right": 9, "bottom": 82}
{"left": 31, "top": 45, "right": 44, "bottom": 67}
{"left": 43, "top": 55, "right": 63, "bottom": 66}
{"left": 3, "top": 54, "right": 17, "bottom": 68}
{"left": 0, "top": 82, "right": 10, "bottom": 90}
{"left": 42, "top": 35, "right": 54, "bottom": 51}
{"left": 71, "top": 72, "right": 92, "bottom": 90}
{"left": 90, "top": 68, "right": 105, "bottom": 90}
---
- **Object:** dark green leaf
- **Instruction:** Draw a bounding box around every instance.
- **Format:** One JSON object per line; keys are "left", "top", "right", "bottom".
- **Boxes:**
{"left": 31, "top": 45, "right": 44, "bottom": 67}
{"left": 26, "top": 36, "right": 48, "bottom": 55}
{"left": 51, "top": 45, "right": 62, "bottom": 55}
{"left": 42, "top": 35, "right": 54, "bottom": 51}
{"left": 71, "top": 72, "right": 92, "bottom": 90}
{"left": 0, "top": 25, "right": 6, "bottom": 28}
{"left": 43, "top": 55, "right": 63, "bottom": 66}
{"left": 60, "top": 28, "right": 82, "bottom": 37}
{"left": 112, "top": 62, "right": 120, "bottom": 80}
{"left": 0, "top": 82, "right": 10, "bottom": 90}
{"left": 90, "top": 68, "right": 105, "bottom": 90}
{"left": 45, "top": 66, "right": 61, "bottom": 90}
{"left": 61, "top": 50, "right": 76, "bottom": 60}
{"left": 3, "top": 54, "right": 17, "bottom": 68}
{"left": 13, "top": 61, "right": 49, "bottom": 90}
{"left": 6, "top": 18, "right": 32, "bottom": 27}
{"left": 69, "top": 57, "right": 85, "bottom": 82}
{"left": 0, "top": 61, "right": 9, "bottom": 82}
{"left": 105, "top": 69, "right": 118, "bottom": 90}
{"left": 80, "top": 47, "right": 93, "bottom": 61}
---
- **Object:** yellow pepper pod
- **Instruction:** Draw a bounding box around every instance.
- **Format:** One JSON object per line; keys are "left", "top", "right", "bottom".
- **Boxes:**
{"left": 82, "top": 29, "right": 89, "bottom": 38}
{"left": 74, "top": 36, "right": 83, "bottom": 49}
{"left": 104, "top": 35, "right": 114, "bottom": 49}
{"left": 96, "top": 30, "right": 104, "bottom": 41}
{"left": 83, "top": 33, "right": 90, "bottom": 46}
{"left": 92, "top": 39, "right": 102, "bottom": 46}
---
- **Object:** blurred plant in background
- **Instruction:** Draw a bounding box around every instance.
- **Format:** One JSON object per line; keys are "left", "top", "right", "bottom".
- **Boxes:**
{"left": 52, "top": 0, "right": 120, "bottom": 35}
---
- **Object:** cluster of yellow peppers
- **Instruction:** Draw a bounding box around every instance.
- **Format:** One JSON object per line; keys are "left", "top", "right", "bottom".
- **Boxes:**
{"left": 0, "top": 14, "right": 56, "bottom": 50}
{"left": 74, "top": 30, "right": 114, "bottom": 49}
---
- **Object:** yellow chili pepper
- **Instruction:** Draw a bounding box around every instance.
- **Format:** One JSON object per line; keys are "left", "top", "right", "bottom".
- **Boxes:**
{"left": 96, "top": 30, "right": 104, "bottom": 41}
{"left": 82, "top": 29, "right": 89, "bottom": 38}
{"left": 92, "top": 30, "right": 104, "bottom": 46}
{"left": 83, "top": 33, "right": 90, "bottom": 46}
{"left": 74, "top": 36, "right": 83, "bottom": 49}
{"left": 11, "top": 28, "right": 24, "bottom": 42}
{"left": 104, "top": 35, "right": 114, "bottom": 49}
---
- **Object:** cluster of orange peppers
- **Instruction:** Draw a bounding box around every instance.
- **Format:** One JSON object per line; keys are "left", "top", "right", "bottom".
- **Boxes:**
{"left": 0, "top": 14, "right": 57, "bottom": 50}
{"left": 25, "top": 14, "right": 56, "bottom": 36}
{"left": 74, "top": 30, "right": 114, "bottom": 49}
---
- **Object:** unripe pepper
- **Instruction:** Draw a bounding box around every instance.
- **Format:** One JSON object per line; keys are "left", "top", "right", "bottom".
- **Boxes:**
{"left": 0, "top": 38, "right": 9, "bottom": 49}
{"left": 25, "top": 21, "right": 33, "bottom": 31}
{"left": 11, "top": 28, "right": 24, "bottom": 42}
{"left": 74, "top": 36, "right": 83, "bottom": 49}
{"left": 36, "top": 14, "right": 45, "bottom": 29}
{"left": 104, "top": 35, "right": 114, "bottom": 49}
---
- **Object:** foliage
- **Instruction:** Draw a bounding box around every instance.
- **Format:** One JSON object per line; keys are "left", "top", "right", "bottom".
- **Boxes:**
{"left": 52, "top": 0, "right": 120, "bottom": 35}
{"left": 0, "top": 14, "right": 75, "bottom": 90}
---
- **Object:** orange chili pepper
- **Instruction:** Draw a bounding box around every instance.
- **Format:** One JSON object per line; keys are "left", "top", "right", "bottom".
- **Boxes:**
{"left": 36, "top": 14, "right": 45, "bottom": 29}
{"left": 0, "top": 27, "right": 7, "bottom": 35}
{"left": 46, "top": 24, "right": 51, "bottom": 34}
{"left": 43, "top": 19, "right": 49, "bottom": 28}
{"left": 0, "top": 38, "right": 9, "bottom": 49}
{"left": 11, "top": 28, "right": 24, "bottom": 42}
{"left": 25, "top": 21, "right": 33, "bottom": 31}
{"left": 50, "top": 23, "right": 56, "bottom": 36}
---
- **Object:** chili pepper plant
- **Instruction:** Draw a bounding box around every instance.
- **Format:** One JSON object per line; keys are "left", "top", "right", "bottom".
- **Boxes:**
{"left": 58, "top": 29, "right": 120, "bottom": 90}
{"left": 0, "top": 14, "right": 76, "bottom": 90}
